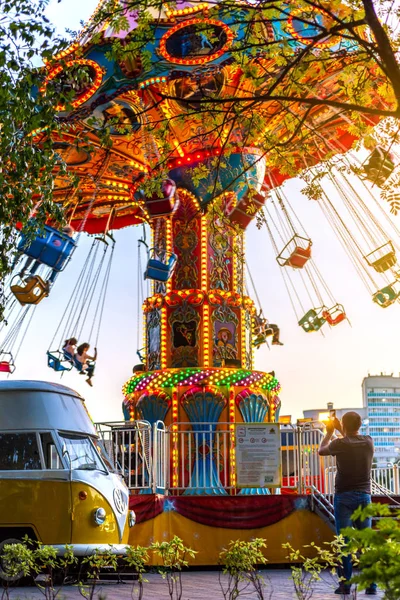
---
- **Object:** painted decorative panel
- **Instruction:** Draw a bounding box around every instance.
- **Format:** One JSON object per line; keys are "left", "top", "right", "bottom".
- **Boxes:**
{"left": 169, "top": 302, "right": 200, "bottom": 367}
{"left": 147, "top": 308, "right": 161, "bottom": 371}
{"left": 153, "top": 219, "right": 167, "bottom": 295}
{"left": 212, "top": 304, "right": 239, "bottom": 367}
{"left": 244, "top": 309, "right": 252, "bottom": 370}
{"left": 208, "top": 224, "right": 232, "bottom": 291}
{"left": 173, "top": 218, "right": 199, "bottom": 289}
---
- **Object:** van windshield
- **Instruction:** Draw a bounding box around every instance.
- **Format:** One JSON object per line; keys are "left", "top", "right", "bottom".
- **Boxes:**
{"left": 59, "top": 433, "right": 107, "bottom": 473}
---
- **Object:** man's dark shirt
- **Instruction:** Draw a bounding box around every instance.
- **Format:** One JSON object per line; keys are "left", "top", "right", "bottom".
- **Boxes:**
{"left": 329, "top": 435, "right": 374, "bottom": 494}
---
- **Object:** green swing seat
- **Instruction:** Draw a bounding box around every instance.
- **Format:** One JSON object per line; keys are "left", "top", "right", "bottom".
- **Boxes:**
{"left": 298, "top": 309, "right": 326, "bottom": 332}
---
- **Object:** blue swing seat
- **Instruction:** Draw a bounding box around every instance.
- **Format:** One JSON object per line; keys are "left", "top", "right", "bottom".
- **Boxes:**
{"left": 18, "top": 224, "right": 76, "bottom": 271}
{"left": 145, "top": 250, "right": 177, "bottom": 282}
{"left": 47, "top": 350, "right": 73, "bottom": 372}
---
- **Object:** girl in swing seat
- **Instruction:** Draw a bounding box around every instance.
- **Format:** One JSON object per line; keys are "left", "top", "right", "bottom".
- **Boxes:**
{"left": 74, "top": 343, "right": 97, "bottom": 387}
{"left": 62, "top": 337, "right": 78, "bottom": 362}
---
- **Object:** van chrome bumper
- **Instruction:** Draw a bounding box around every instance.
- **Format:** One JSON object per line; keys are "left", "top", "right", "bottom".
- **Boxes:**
{"left": 52, "top": 544, "right": 129, "bottom": 556}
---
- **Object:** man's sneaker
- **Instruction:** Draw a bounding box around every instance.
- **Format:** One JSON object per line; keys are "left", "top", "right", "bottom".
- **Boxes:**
{"left": 365, "top": 586, "right": 377, "bottom": 596}
{"left": 334, "top": 584, "right": 351, "bottom": 595}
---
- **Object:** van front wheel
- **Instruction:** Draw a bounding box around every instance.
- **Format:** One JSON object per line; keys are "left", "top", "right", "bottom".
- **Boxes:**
{"left": 0, "top": 538, "right": 30, "bottom": 582}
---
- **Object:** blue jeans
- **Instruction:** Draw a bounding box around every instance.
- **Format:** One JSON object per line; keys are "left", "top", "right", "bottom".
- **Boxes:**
{"left": 334, "top": 491, "right": 376, "bottom": 591}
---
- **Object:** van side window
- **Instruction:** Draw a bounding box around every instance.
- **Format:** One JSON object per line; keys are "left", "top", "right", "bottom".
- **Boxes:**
{"left": 0, "top": 433, "right": 41, "bottom": 470}
{"left": 40, "top": 433, "right": 63, "bottom": 469}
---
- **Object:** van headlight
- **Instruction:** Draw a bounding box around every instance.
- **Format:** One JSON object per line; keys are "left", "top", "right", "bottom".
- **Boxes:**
{"left": 128, "top": 510, "right": 136, "bottom": 528}
{"left": 93, "top": 507, "right": 106, "bottom": 525}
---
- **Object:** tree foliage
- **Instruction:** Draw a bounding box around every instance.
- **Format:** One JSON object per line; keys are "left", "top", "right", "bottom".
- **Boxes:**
{"left": 84, "top": 0, "right": 400, "bottom": 208}
{"left": 0, "top": 0, "right": 78, "bottom": 311}
{"left": 2, "top": 0, "right": 400, "bottom": 319}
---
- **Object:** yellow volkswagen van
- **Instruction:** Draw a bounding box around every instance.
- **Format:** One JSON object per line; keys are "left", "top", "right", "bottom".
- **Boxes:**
{"left": 0, "top": 380, "right": 135, "bottom": 577}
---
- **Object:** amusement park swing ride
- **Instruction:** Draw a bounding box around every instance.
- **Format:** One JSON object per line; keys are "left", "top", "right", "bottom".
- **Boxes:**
{"left": 1, "top": 0, "right": 400, "bottom": 482}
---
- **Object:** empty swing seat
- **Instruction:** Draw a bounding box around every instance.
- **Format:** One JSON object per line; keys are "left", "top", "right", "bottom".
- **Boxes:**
{"left": 18, "top": 223, "right": 76, "bottom": 271}
{"left": 277, "top": 236, "right": 312, "bottom": 269}
{"left": 10, "top": 275, "right": 49, "bottom": 306}
{"left": 372, "top": 283, "right": 400, "bottom": 308}
{"left": 322, "top": 305, "right": 347, "bottom": 326}
{"left": 47, "top": 351, "right": 73, "bottom": 372}
{"left": 364, "top": 242, "right": 397, "bottom": 273}
{"left": 298, "top": 309, "right": 326, "bottom": 332}
{"left": 226, "top": 185, "right": 268, "bottom": 230}
{"left": 141, "top": 179, "right": 178, "bottom": 218}
{"left": 363, "top": 147, "right": 395, "bottom": 187}
{"left": 145, "top": 251, "right": 177, "bottom": 282}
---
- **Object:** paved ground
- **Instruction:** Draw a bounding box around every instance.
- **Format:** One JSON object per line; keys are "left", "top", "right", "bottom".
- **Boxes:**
{"left": 8, "top": 570, "right": 384, "bottom": 599}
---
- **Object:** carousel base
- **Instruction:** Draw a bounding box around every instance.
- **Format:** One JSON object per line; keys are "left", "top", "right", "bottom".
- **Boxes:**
{"left": 128, "top": 494, "right": 333, "bottom": 565}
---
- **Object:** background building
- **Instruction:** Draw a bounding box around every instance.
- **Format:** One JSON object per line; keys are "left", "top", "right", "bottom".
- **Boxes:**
{"left": 362, "top": 374, "right": 400, "bottom": 465}
{"left": 302, "top": 375, "right": 400, "bottom": 465}
{"left": 303, "top": 403, "right": 366, "bottom": 424}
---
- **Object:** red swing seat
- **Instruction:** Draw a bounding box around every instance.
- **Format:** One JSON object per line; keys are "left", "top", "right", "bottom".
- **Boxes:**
{"left": 322, "top": 305, "right": 347, "bottom": 326}
{"left": 277, "top": 235, "right": 312, "bottom": 269}
{"left": 142, "top": 179, "right": 178, "bottom": 218}
{"left": 0, "top": 352, "right": 15, "bottom": 374}
{"left": 226, "top": 184, "right": 268, "bottom": 230}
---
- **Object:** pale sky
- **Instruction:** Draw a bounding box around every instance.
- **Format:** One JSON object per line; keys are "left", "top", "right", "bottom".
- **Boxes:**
{"left": 5, "top": 0, "right": 400, "bottom": 424}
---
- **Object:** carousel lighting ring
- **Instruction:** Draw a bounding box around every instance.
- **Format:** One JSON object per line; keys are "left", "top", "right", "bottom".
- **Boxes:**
{"left": 41, "top": 59, "right": 104, "bottom": 111}
{"left": 122, "top": 367, "right": 281, "bottom": 396}
{"left": 165, "top": 2, "right": 209, "bottom": 19}
{"left": 287, "top": 8, "right": 340, "bottom": 50}
{"left": 159, "top": 18, "right": 235, "bottom": 66}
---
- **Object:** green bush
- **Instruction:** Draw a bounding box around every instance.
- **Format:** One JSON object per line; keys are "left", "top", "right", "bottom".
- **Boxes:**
{"left": 219, "top": 538, "right": 269, "bottom": 600}
{"left": 124, "top": 545, "right": 149, "bottom": 600}
{"left": 283, "top": 539, "right": 349, "bottom": 600}
{"left": 344, "top": 503, "right": 400, "bottom": 600}
{"left": 150, "top": 536, "right": 196, "bottom": 600}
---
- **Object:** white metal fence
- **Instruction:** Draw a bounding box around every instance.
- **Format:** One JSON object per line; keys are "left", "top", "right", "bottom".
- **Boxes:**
{"left": 95, "top": 421, "right": 400, "bottom": 500}
{"left": 96, "top": 420, "right": 167, "bottom": 493}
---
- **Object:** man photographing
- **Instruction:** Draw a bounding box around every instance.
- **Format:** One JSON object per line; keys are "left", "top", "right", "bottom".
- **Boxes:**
{"left": 318, "top": 411, "right": 377, "bottom": 596}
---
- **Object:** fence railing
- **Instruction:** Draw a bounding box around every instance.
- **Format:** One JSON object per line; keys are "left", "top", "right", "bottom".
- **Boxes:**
{"left": 96, "top": 420, "right": 167, "bottom": 493}
{"left": 95, "top": 421, "right": 400, "bottom": 501}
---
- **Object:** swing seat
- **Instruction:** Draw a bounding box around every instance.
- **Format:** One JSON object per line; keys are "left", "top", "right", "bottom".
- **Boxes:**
{"left": 11, "top": 275, "right": 49, "bottom": 306}
{"left": 253, "top": 316, "right": 270, "bottom": 337}
{"left": 0, "top": 353, "right": 15, "bottom": 374}
{"left": 322, "top": 305, "right": 346, "bottom": 326}
{"left": 372, "top": 283, "right": 400, "bottom": 308}
{"left": 253, "top": 333, "right": 269, "bottom": 348}
{"left": 298, "top": 309, "right": 326, "bottom": 332}
{"left": 145, "top": 251, "right": 177, "bottom": 282}
{"left": 277, "top": 235, "right": 312, "bottom": 269}
{"left": 226, "top": 186, "right": 267, "bottom": 230}
{"left": 363, "top": 147, "right": 395, "bottom": 187}
{"left": 143, "top": 179, "right": 178, "bottom": 217}
{"left": 47, "top": 351, "right": 73, "bottom": 372}
{"left": 18, "top": 223, "right": 76, "bottom": 271}
{"left": 364, "top": 242, "right": 397, "bottom": 273}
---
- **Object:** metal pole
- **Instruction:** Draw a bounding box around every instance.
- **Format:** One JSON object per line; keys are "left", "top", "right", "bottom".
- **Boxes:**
{"left": 296, "top": 425, "right": 303, "bottom": 494}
